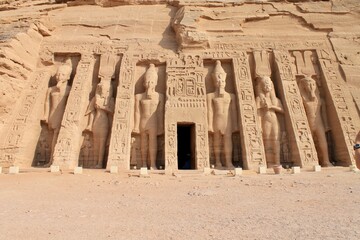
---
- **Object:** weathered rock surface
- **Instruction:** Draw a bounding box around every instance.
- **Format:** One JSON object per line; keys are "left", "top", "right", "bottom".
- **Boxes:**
{"left": 0, "top": 0, "right": 359, "bottom": 171}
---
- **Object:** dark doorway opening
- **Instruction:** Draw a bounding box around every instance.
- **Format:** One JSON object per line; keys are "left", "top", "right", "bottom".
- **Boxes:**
{"left": 177, "top": 124, "right": 196, "bottom": 170}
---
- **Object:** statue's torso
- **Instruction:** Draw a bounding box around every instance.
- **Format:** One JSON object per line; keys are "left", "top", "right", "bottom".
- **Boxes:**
{"left": 212, "top": 94, "right": 232, "bottom": 134}
{"left": 140, "top": 95, "right": 160, "bottom": 131}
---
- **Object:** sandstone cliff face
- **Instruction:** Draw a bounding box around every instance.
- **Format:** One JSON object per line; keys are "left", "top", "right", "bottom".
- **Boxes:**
{"left": 0, "top": 0, "right": 359, "bottom": 170}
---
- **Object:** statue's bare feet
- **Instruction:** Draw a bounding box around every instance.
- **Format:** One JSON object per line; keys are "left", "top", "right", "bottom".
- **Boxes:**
{"left": 150, "top": 165, "right": 158, "bottom": 170}
{"left": 215, "top": 161, "right": 222, "bottom": 169}
{"left": 322, "top": 162, "right": 333, "bottom": 167}
{"left": 43, "top": 163, "right": 51, "bottom": 168}
{"left": 225, "top": 163, "right": 234, "bottom": 169}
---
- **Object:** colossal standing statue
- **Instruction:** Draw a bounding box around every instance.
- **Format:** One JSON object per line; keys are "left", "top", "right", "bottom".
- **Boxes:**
{"left": 207, "top": 60, "right": 238, "bottom": 169}
{"left": 85, "top": 80, "right": 115, "bottom": 168}
{"left": 41, "top": 59, "right": 72, "bottom": 167}
{"left": 133, "top": 64, "right": 165, "bottom": 170}
{"left": 255, "top": 76, "right": 284, "bottom": 167}
{"left": 298, "top": 76, "right": 332, "bottom": 167}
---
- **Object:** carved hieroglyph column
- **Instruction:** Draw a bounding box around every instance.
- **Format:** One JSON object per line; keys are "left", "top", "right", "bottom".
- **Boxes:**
{"left": 232, "top": 52, "right": 266, "bottom": 170}
{"left": 106, "top": 54, "right": 135, "bottom": 171}
{"left": 316, "top": 49, "right": 359, "bottom": 166}
{"left": 274, "top": 50, "right": 318, "bottom": 167}
{"left": 0, "top": 70, "right": 51, "bottom": 168}
{"left": 52, "top": 54, "right": 95, "bottom": 169}
{"left": 165, "top": 55, "right": 209, "bottom": 172}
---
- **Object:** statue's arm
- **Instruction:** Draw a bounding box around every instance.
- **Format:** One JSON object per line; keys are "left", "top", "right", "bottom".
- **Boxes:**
{"left": 277, "top": 98, "right": 284, "bottom": 113}
{"left": 42, "top": 88, "right": 51, "bottom": 122}
{"left": 207, "top": 94, "right": 214, "bottom": 133}
{"left": 133, "top": 94, "right": 141, "bottom": 133}
{"left": 271, "top": 98, "right": 284, "bottom": 114}
{"left": 231, "top": 94, "right": 239, "bottom": 132}
{"left": 157, "top": 94, "right": 165, "bottom": 135}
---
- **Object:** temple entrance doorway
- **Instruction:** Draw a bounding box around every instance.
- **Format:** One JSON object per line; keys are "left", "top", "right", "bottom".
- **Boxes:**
{"left": 177, "top": 124, "right": 196, "bottom": 170}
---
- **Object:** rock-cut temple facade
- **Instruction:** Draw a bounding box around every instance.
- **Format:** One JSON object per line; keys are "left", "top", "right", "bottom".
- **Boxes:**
{"left": 0, "top": 0, "right": 359, "bottom": 172}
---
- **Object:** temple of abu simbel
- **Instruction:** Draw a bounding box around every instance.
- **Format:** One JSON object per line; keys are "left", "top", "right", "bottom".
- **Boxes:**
{"left": 0, "top": 0, "right": 359, "bottom": 173}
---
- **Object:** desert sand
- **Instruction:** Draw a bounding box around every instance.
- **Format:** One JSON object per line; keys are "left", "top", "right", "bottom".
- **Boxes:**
{"left": 1, "top": 167, "right": 359, "bottom": 240}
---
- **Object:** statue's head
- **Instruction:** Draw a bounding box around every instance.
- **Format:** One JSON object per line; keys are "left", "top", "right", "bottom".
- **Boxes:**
{"left": 258, "top": 76, "right": 273, "bottom": 93}
{"left": 55, "top": 59, "right": 72, "bottom": 83}
{"left": 144, "top": 64, "right": 157, "bottom": 92}
{"left": 96, "top": 80, "right": 112, "bottom": 97}
{"left": 299, "top": 76, "right": 316, "bottom": 91}
{"left": 212, "top": 60, "right": 227, "bottom": 90}
{"left": 298, "top": 76, "right": 318, "bottom": 101}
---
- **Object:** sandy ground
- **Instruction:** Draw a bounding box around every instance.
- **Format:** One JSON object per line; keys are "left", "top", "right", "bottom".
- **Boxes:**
{"left": 0, "top": 167, "right": 360, "bottom": 240}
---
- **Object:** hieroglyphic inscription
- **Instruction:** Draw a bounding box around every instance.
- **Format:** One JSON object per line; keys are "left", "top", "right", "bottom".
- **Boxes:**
{"left": 0, "top": 71, "right": 50, "bottom": 167}
{"left": 274, "top": 50, "right": 318, "bottom": 167}
{"left": 196, "top": 124, "right": 209, "bottom": 169}
{"left": 166, "top": 54, "right": 206, "bottom": 108}
{"left": 232, "top": 52, "right": 265, "bottom": 170}
{"left": 165, "top": 123, "right": 177, "bottom": 169}
{"left": 52, "top": 54, "right": 95, "bottom": 169}
{"left": 213, "top": 40, "right": 326, "bottom": 51}
{"left": 107, "top": 54, "right": 134, "bottom": 170}
{"left": 317, "top": 49, "right": 358, "bottom": 165}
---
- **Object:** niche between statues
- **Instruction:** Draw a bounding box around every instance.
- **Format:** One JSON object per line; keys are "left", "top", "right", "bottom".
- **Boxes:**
{"left": 204, "top": 59, "right": 242, "bottom": 169}
{"left": 291, "top": 50, "right": 335, "bottom": 167}
{"left": 249, "top": 51, "right": 289, "bottom": 168}
{"left": 130, "top": 62, "right": 166, "bottom": 170}
{"left": 33, "top": 54, "right": 80, "bottom": 167}
{"left": 79, "top": 54, "right": 121, "bottom": 169}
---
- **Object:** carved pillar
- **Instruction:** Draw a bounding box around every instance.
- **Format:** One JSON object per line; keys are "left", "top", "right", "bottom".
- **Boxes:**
{"left": 316, "top": 49, "right": 359, "bottom": 166}
{"left": 164, "top": 54, "right": 209, "bottom": 172}
{"left": 0, "top": 70, "right": 51, "bottom": 168}
{"left": 106, "top": 54, "right": 135, "bottom": 171}
{"left": 274, "top": 50, "right": 318, "bottom": 167}
{"left": 52, "top": 54, "right": 95, "bottom": 169}
{"left": 232, "top": 52, "right": 266, "bottom": 170}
